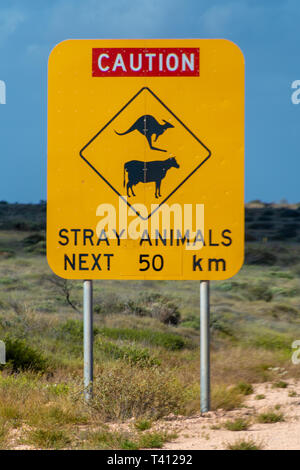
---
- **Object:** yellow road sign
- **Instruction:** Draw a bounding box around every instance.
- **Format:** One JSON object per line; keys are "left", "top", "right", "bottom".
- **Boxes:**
{"left": 47, "top": 39, "right": 244, "bottom": 280}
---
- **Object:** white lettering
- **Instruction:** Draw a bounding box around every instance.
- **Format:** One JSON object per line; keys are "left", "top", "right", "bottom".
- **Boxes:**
{"left": 112, "top": 54, "right": 126, "bottom": 72}
{"left": 182, "top": 53, "right": 194, "bottom": 71}
{"left": 98, "top": 53, "right": 110, "bottom": 72}
{"left": 291, "top": 80, "right": 300, "bottom": 105}
{"left": 145, "top": 53, "right": 156, "bottom": 71}
{"left": 166, "top": 53, "right": 179, "bottom": 71}
{"left": 130, "top": 53, "right": 142, "bottom": 71}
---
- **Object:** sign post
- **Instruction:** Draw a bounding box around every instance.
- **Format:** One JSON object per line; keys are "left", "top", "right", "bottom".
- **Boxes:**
{"left": 200, "top": 280, "right": 210, "bottom": 413}
{"left": 83, "top": 280, "right": 93, "bottom": 401}
{"left": 47, "top": 39, "right": 244, "bottom": 411}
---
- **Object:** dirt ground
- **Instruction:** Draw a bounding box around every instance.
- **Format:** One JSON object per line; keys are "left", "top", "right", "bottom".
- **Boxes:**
{"left": 160, "top": 380, "right": 300, "bottom": 450}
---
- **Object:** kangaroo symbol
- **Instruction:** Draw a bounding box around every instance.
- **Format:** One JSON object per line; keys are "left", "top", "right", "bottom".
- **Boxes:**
{"left": 114, "top": 114, "right": 174, "bottom": 152}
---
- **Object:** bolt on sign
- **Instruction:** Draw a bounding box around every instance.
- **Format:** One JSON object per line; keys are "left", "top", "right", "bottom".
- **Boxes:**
{"left": 47, "top": 39, "right": 244, "bottom": 280}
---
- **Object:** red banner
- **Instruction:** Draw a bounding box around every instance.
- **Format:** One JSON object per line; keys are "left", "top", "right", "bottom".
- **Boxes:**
{"left": 92, "top": 48, "right": 199, "bottom": 77}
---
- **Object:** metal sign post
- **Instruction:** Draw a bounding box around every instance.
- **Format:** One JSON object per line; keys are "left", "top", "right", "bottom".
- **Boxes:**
{"left": 83, "top": 280, "right": 93, "bottom": 402}
{"left": 47, "top": 39, "right": 244, "bottom": 401}
{"left": 200, "top": 280, "right": 210, "bottom": 413}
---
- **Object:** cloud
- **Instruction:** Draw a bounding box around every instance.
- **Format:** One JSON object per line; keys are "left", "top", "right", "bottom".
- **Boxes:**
{"left": 0, "top": 5, "right": 26, "bottom": 42}
{"left": 199, "top": 1, "right": 266, "bottom": 36}
{"left": 44, "top": 0, "right": 177, "bottom": 39}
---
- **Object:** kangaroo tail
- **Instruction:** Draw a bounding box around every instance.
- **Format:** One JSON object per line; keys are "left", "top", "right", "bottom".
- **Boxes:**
{"left": 114, "top": 123, "right": 136, "bottom": 136}
{"left": 123, "top": 164, "right": 126, "bottom": 187}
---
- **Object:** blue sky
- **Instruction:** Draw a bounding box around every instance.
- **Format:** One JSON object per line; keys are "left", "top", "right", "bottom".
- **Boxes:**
{"left": 0, "top": 0, "right": 299, "bottom": 203}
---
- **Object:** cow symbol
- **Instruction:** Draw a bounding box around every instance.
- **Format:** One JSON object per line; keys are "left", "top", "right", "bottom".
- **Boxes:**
{"left": 123, "top": 157, "right": 180, "bottom": 198}
{"left": 115, "top": 114, "right": 174, "bottom": 152}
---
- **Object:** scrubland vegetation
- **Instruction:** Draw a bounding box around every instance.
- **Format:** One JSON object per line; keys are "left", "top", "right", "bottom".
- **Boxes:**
{"left": 0, "top": 200, "right": 300, "bottom": 449}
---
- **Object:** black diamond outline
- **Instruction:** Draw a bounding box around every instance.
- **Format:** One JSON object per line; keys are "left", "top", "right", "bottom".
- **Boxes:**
{"left": 79, "top": 87, "right": 212, "bottom": 221}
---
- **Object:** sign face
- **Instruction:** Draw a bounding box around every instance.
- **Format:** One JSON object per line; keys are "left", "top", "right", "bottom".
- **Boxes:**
{"left": 47, "top": 39, "right": 244, "bottom": 280}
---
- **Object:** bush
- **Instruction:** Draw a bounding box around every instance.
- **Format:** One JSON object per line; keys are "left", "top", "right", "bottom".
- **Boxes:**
{"left": 257, "top": 411, "right": 284, "bottom": 423}
{"left": 27, "top": 429, "right": 71, "bottom": 449}
{"left": 225, "top": 418, "right": 249, "bottom": 431}
{"left": 249, "top": 331, "right": 291, "bottom": 353}
{"left": 135, "top": 419, "right": 152, "bottom": 431}
{"left": 227, "top": 437, "right": 263, "bottom": 450}
{"left": 271, "top": 227, "right": 297, "bottom": 240}
{"left": 56, "top": 320, "right": 99, "bottom": 341}
{"left": 272, "top": 381, "right": 288, "bottom": 389}
{"left": 92, "top": 365, "right": 187, "bottom": 421}
{"left": 86, "top": 430, "right": 139, "bottom": 450}
{"left": 96, "top": 292, "right": 181, "bottom": 325}
{"left": 211, "top": 385, "right": 244, "bottom": 411}
{"left": 234, "top": 382, "right": 254, "bottom": 396}
{"left": 22, "top": 233, "right": 45, "bottom": 246}
{"left": 147, "top": 300, "right": 181, "bottom": 326}
{"left": 210, "top": 313, "right": 235, "bottom": 337}
{"left": 246, "top": 285, "right": 273, "bottom": 302}
{"left": 96, "top": 338, "right": 160, "bottom": 367}
{"left": 24, "top": 240, "right": 46, "bottom": 255}
{"left": 2, "top": 336, "right": 48, "bottom": 373}
{"left": 98, "top": 327, "right": 189, "bottom": 350}
{"left": 245, "top": 246, "right": 277, "bottom": 266}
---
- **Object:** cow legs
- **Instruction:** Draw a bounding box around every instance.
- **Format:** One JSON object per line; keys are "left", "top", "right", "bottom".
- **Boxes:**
{"left": 156, "top": 180, "right": 162, "bottom": 197}
{"left": 158, "top": 181, "right": 162, "bottom": 197}
{"left": 127, "top": 181, "right": 136, "bottom": 197}
{"left": 155, "top": 181, "right": 162, "bottom": 198}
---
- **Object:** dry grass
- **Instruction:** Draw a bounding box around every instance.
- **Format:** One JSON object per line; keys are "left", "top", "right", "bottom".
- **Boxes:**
{"left": 0, "top": 222, "right": 300, "bottom": 448}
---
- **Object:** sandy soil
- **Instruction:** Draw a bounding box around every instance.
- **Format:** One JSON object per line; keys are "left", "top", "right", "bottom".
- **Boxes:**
{"left": 161, "top": 380, "right": 300, "bottom": 450}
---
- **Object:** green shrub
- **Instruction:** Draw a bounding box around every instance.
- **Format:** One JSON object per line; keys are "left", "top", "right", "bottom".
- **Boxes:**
{"left": 245, "top": 246, "right": 277, "bottom": 266}
{"left": 96, "top": 338, "right": 160, "bottom": 367}
{"left": 224, "top": 418, "right": 249, "bottom": 431}
{"left": 22, "top": 233, "right": 45, "bottom": 246}
{"left": 86, "top": 430, "right": 138, "bottom": 450}
{"left": 255, "top": 394, "right": 265, "bottom": 400}
{"left": 135, "top": 419, "right": 152, "bottom": 431}
{"left": 257, "top": 411, "right": 284, "bottom": 423}
{"left": 227, "top": 437, "right": 263, "bottom": 450}
{"left": 2, "top": 336, "right": 48, "bottom": 373}
{"left": 216, "top": 281, "right": 244, "bottom": 291}
{"left": 27, "top": 429, "right": 71, "bottom": 449}
{"left": 95, "top": 292, "right": 181, "bottom": 325}
{"left": 138, "top": 431, "right": 169, "bottom": 449}
{"left": 234, "top": 382, "right": 254, "bottom": 396}
{"left": 181, "top": 316, "right": 200, "bottom": 330}
{"left": 250, "top": 331, "right": 291, "bottom": 353}
{"left": 272, "top": 381, "right": 288, "bottom": 389}
{"left": 92, "top": 364, "right": 187, "bottom": 421}
{"left": 85, "top": 429, "right": 174, "bottom": 450}
{"left": 124, "top": 293, "right": 181, "bottom": 325}
{"left": 246, "top": 285, "right": 273, "bottom": 302}
{"left": 98, "top": 327, "right": 189, "bottom": 350}
{"left": 268, "top": 271, "right": 294, "bottom": 279}
{"left": 210, "top": 313, "right": 235, "bottom": 337}
{"left": 56, "top": 320, "right": 99, "bottom": 341}
{"left": 25, "top": 240, "right": 46, "bottom": 255}
{"left": 211, "top": 385, "right": 244, "bottom": 411}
